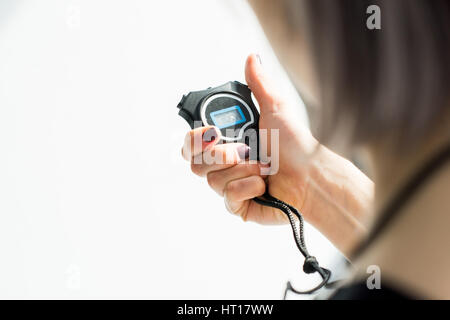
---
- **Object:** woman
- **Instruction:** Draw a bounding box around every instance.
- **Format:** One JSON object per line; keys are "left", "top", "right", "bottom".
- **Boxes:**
{"left": 181, "top": 0, "right": 450, "bottom": 299}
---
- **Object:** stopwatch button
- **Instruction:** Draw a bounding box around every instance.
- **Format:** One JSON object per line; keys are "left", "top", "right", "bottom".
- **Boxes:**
{"left": 177, "top": 94, "right": 187, "bottom": 109}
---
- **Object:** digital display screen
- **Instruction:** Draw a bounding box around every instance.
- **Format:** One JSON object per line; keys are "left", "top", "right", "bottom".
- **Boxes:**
{"left": 210, "top": 106, "right": 246, "bottom": 129}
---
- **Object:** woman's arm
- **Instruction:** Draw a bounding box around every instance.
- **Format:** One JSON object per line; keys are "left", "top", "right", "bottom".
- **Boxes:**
{"left": 303, "top": 144, "right": 374, "bottom": 256}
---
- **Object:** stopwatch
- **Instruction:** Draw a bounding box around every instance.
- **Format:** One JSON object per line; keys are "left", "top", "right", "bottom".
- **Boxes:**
{"left": 177, "top": 81, "right": 259, "bottom": 159}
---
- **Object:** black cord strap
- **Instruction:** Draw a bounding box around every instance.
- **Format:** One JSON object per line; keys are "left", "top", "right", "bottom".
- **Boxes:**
{"left": 253, "top": 191, "right": 332, "bottom": 298}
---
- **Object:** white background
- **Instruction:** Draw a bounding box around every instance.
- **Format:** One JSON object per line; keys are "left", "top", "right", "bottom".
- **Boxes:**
{"left": 0, "top": 0, "right": 341, "bottom": 299}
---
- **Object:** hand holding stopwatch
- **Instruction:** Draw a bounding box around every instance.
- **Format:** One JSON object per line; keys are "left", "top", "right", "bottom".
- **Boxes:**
{"left": 177, "top": 81, "right": 259, "bottom": 160}
{"left": 177, "top": 81, "right": 335, "bottom": 298}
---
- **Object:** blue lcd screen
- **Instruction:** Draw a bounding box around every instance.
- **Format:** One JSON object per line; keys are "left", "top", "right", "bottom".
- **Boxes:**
{"left": 210, "top": 105, "right": 246, "bottom": 129}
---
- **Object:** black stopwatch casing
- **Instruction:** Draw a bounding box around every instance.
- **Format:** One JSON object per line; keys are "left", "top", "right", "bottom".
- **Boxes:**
{"left": 177, "top": 81, "right": 259, "bottom": 159}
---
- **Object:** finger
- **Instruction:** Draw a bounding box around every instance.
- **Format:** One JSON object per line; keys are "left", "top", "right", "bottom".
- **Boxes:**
{"left": 190, "top": 143, "right": 250, "bottom": 177}
{"left": 181, "top": 126, "right": 221, "bottom": 161}
{"left": 224, "top": 175, "right": 266, "bottom": 218}
{"left": 207, "top": 163, "right": 268, "bottom": 196}
{"left": 245, "top": 53, "right": 283, "bottom": 115}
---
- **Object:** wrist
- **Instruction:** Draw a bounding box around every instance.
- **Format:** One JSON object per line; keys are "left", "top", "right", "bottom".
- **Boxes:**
{"left": 300, "top": 144, "right": 372, "bottom": 257}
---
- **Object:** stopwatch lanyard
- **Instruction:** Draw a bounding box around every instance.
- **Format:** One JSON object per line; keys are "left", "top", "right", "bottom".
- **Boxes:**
{"left": 254, "top": 191, "right": 334, "bottom": 298}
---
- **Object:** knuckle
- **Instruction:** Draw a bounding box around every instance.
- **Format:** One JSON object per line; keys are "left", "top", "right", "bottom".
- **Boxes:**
{"left": 190, "top": 162, "right": 204, "bottom": 177}
{"left": 181, "top": 146, "right": 189, "bottom": 160}
{"left": 225, "top": 179, "right": 241, "bottom": 199}
{"left": 249, "top": 164, "right": 262, "bottom": 176}
{"left": 255, "top": 178, "right": 266, "bottom": 195}
{"left": 184, "top": 131, "right": 193, "bottom": 146}
{"left": 271, "top": 98, "right": 284, "bottom": 112}
{"left": 237, "top": 164, "right": 260, "bottom": 178}
{"left": 182, "top": 143, "right": 192, "bottom": 159}
{"left": 224, "top": 196, "right": 236, "bottom": 214}
{"left": 206, "top": 171, "right": 219, "bottom": 190}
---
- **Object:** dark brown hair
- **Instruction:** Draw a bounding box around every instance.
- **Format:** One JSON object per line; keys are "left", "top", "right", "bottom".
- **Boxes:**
{"left": 285, "top": 0, "right": 450, "bottom": 151}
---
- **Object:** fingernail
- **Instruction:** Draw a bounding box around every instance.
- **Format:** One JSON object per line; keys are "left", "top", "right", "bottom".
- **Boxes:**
{"left": 203, "top": 127, "right": 218, "bottom": 142}
{"left": 237, "top": 145, "right": 250, "bottom": 160}
{"left": 256, "top": 54, "right": 262, "bottom": 65}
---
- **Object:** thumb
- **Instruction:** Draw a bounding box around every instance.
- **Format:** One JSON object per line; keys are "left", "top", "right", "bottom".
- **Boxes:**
{"left": 245, "top": 54, "right": 283, "bottom": 115}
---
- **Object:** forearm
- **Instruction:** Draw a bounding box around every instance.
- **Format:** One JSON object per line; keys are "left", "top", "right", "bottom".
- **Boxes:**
{"left": 302, "top": 145, "right": 374, "bottom": 257}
